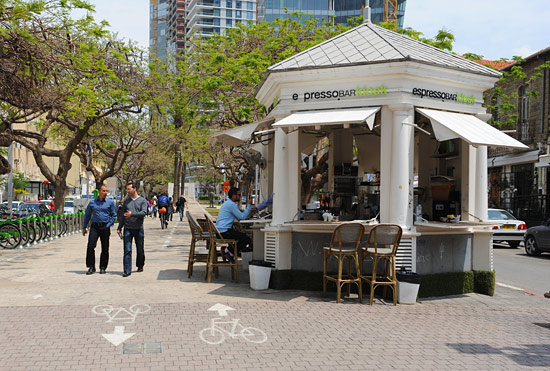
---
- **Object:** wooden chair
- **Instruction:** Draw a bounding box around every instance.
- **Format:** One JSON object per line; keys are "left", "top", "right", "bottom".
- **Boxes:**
{"left": 186, "top": 211, "right": 211, "bottom": 278}
{"left": 360, "top": 224, "right": 403, "bottom": 305}
{"left": 203, "top": 214, "right": 239, "bottom": 283}
{"left": 323, "top": 223, "right": 365, "bottom": 303}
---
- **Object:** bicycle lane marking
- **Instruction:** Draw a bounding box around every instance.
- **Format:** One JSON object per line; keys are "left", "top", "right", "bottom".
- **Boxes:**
{"left": 199, "top": 303, "right": 268, "bottom": 345}
{"left": 92, "top": 304, "right": 151, "bottom": 346}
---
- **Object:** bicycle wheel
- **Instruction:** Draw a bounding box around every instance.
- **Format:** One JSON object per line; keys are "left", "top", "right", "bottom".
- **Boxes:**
{"left": 18, "top": 223, "right": 30, "bottom": 246}
{"left": 57, "top": 219, "right": 67, "bottom": 237}
{"left": 199, "top": 327, "right": 225, "bottom": 345}
{"left": 0, "top": 223, "right": 22, "bottom": 249}
{"left": 241, "top": 327, "right": 267, "bottom": 344}
{"left": 25, "top": 220, "right": 37, "bottom": 245}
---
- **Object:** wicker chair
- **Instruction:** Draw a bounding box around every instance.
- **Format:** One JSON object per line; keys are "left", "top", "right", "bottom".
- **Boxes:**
{"left": 360, "top": 224, "right": 403, "bottom": 305}
{"left": 203, "top": 214, "right": 239, "bottom": 283}
{"left": 185, "top": 211, "right": 211, "bottom": 278}
{"left": 323, "top": 223, "right": 365, "bottom": 303}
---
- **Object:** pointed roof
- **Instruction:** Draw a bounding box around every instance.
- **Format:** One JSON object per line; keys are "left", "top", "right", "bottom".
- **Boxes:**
{"left": 267, "top": 22, "right": 501, "bottom": 78}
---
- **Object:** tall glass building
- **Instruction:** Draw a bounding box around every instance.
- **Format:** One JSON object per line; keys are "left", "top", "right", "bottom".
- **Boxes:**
{"left": 187, "top": 0, "right": 257, "bottom": 39}
{"left": 258, "top": 0, "right": 406, "bottom": 28}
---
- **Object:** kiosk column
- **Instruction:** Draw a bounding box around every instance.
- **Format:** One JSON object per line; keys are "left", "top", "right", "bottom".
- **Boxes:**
{"left": 272, "top": 127, "right": 300, "bottom": 225}
{"left": 384, "top": 104, "right": 415, "bottom": 228}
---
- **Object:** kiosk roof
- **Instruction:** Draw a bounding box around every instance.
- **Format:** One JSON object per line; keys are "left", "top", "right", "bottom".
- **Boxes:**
{"left": 268, "top": 23, "right": 501, "bottom": 78}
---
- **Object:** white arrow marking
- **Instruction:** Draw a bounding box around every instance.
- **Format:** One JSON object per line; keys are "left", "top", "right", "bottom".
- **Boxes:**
{"left": 102, "top": 326, "right": 135, "bottom": 346}
{"left": 207, "top": 303, "right": 234, "bottom": 317}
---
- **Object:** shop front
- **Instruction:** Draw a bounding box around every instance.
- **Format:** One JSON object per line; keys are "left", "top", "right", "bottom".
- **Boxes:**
{"left": 214, "top": 21, "right": 527, "bottom": 294}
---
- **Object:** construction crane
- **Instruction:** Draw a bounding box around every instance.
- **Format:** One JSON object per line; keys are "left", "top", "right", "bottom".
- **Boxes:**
{"left": 361, "top": 0, "right": 399, "bottom": 26}
{"left": 383, "top": 0, "right": 399, "bottom": 25}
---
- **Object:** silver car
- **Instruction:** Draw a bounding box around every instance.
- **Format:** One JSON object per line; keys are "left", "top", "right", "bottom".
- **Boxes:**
{"left": 488, "top": 208, "right": 527, "bottom": 248}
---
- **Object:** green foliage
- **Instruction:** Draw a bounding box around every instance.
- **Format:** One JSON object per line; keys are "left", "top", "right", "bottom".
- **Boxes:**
{"left": 379, "top": 22, "right": 455, "bottom": 51}
{"left": 463, "top": 52, "right": 484, "bottom": 61}
{"left": 418, "top": 272, "right": 475, "bottom": 298}
{"left": 12, "top": 171, "right": 30, "bottom": 191}
{"left": 473, "top": 270, "right": 495, "bottom": 296}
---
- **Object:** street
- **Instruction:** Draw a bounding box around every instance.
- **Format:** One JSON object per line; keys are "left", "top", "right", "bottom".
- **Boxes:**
{"left": 0, "top": 200, "right": 549, "bottom": 370}
{"left": 493, "top": 242, "right": 550, "bottom": 295}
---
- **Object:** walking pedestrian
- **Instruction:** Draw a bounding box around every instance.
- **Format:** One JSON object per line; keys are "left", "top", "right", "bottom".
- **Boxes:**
{"left": 209, "top": 191, "right": 214, "bottom": 208}
{"left": 176, "top": 194, "right": 188, "bottom": 221}
{"left": 117, "top": 182, "right": 148, "bottom": 277}
{"left": 82, "top": 184, "right": 117, "bottom": 275}
{"left": 168, "top": 196, "right": 174, "bottom": 221}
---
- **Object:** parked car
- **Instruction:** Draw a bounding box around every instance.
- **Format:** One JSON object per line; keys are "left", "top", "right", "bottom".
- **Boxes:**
{"left": 488, "top": 208, "right": 527, "bottom": 248}
{"left": 64, "top": 201, "right": 75, "bottom": 214}
{"left": 524, "top": 220, "right": 550, "bottom": 256}
{"left": 18, "top": 201, "right": 52, "bottom": 216}
{"left": 1, "top": 201, "right": 22, "bottom": 211}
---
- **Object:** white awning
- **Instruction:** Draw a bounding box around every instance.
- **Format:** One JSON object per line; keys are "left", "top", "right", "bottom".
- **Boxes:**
{"left": 489, "top": 150, "right": 539, "bottom": 168}
{"left": 416, "top": 108, "right": 528, "bottom": 149}
{"left": 273, "top": 107, "right": 380, "bottom": 130}
{"left": 209, "top": 117, "right": 275, "bottom": 146}
{"left": 536, "top": 154, "right": 550, "bottom": 168}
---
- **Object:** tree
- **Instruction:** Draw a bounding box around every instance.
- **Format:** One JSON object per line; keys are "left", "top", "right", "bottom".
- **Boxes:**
{"left": 75, "top": 113, "right": 150, "bottom": 188}
{"left": 1, "top": 0, "right": 154, "bottom": 213}
{"left": 379, "top": 22, "right": 455, "bottom": 51}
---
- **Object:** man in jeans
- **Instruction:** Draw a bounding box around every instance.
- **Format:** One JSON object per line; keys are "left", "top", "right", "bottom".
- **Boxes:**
{"left": 83, "top": 184, "right": 117, "bottom": 275}
{"left": 117, "top": 182, "right": 148, "bottom": 277}
{"left": 215, "top": 187, "right": 253, "bottom": 262}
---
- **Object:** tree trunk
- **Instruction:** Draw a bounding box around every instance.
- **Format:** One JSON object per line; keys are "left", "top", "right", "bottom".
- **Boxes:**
{"left": 173, "top": 147, "right": 180, "bottom": 199}
{"left": 53, "top": 181, "right": 67, "bottom": 214}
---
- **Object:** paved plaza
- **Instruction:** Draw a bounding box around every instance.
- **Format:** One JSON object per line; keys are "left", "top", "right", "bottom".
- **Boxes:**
{"left": 1, "top": 200, "right": 549, "bottom": 370}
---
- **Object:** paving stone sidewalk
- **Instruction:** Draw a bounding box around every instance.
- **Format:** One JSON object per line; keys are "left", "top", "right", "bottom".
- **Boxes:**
{"left": 0, "top": 199, "right": 549, "bottom": 370}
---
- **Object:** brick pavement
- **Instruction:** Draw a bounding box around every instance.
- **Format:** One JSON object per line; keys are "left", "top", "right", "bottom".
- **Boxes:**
{"left": 0, "top": 199, "right": 549, "bottom": 370}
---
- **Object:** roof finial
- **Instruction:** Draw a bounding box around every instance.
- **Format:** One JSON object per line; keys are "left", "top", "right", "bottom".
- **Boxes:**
{"left": 363, "top": 0, "right": 372, "bottom": 24}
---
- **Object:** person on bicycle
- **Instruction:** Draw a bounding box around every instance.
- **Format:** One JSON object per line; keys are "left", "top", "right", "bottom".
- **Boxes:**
{"left": 216, "top": 187, "right": 253, "bottom": 262}
{"left": 158, "top": 192, "right": 170, "bottom": 227}
{"left": 83, "top": 184, "right": 117, "bottom": 275}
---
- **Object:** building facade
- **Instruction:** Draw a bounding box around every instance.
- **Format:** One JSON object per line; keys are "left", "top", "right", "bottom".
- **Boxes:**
{"left": 150, "top": 0, "right": 407, "bottom": 61}
{"left": 485, "top": 47, "right": 550, "bottom": 225}
{"left": 187, "top": 0, "right": 257, "bottom": 39}
{"left": 257, "top": 0, "right": 406, "bottom": 28}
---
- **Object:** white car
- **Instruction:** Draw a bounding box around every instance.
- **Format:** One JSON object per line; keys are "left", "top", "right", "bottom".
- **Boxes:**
{"left": 488, "top": 208, "right": 527, "bottom": 248}
{"left": 1, "top": 201, "right": 22, "bottom": 211}
{"left": 64, "top": 201, "right": 75, "bottom": 214}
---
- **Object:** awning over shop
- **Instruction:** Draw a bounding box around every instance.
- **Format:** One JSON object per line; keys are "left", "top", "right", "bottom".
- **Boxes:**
{"left": 536, "top": 154, "right": 550, "bottom": 168}
{"left": 488, "top": 150, "right": 539, "bottom": 168}
{"left": 416, "top": 108, "right": 528, "bottom": 149}
{"left": 273, "top": 107, "right": 380, "bottom": 130}
{"left": 209, "top": 117, "right": 275, "bottom": 146}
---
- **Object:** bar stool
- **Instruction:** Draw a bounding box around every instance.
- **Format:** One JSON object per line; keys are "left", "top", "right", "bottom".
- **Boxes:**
{"left": 360, "top": 224, "right": 402, "bottom": 305}
{"left": 203, "top": 214, "right": 239, "bottom": 283}
{"left": 323, "top": 223, "right": 365, "bottom": 303}
{"left": 185, "top": 211, "right": 210, "bottom": 278}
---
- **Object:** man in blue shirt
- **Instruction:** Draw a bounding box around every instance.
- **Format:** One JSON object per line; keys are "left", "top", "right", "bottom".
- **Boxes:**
{"left": 216, "top": 187, "right": 253, "bottom": 262}
{"left": 83, "top": 184, "right": 117, "bottom": 275}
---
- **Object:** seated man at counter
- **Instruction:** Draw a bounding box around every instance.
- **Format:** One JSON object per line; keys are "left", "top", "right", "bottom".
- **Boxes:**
{"left": 216, "top": 187, "right": 253, "bottom": 262}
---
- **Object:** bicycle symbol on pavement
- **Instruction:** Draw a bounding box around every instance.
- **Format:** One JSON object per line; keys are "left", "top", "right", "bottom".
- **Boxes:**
{"left": 92, "top": 304, "right": 151, "bottom": 323}
{"left": 200, "top": 317, "right": 267, "bottom": 345}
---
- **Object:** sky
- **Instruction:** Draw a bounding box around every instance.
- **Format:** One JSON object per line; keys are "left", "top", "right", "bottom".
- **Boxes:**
{"left": 88, "top": 0, "right": 549, "bottom": 60}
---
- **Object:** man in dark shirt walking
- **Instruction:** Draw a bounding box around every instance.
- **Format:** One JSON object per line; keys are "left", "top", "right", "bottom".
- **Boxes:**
{"left": 117, "top": 181, "right": 148, "bottom": 277}
{"left": 83, "top": 184, "right": 117, "bottom": 275}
